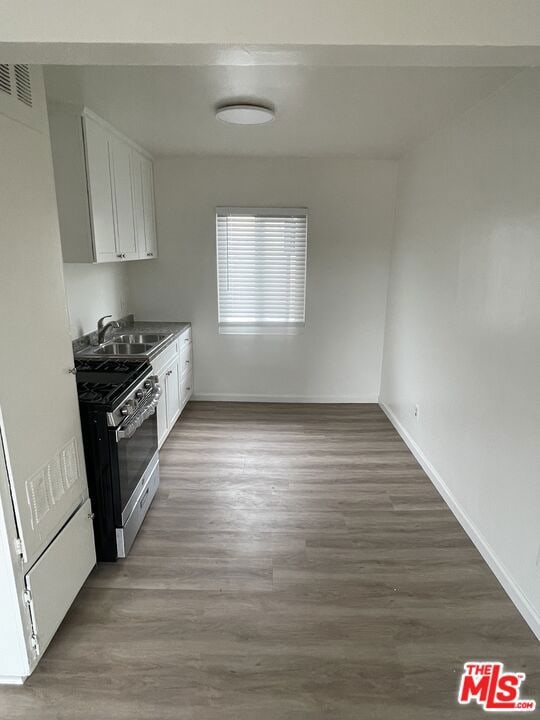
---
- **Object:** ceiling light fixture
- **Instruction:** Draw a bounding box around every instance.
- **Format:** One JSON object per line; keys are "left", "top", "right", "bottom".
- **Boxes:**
{"left": 216, "top": 104, "right": 274, "bottom": 125}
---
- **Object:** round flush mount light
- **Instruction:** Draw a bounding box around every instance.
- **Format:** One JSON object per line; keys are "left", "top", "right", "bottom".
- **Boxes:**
{"left": 216, "top": 104, "right": 274, "bottom": 125}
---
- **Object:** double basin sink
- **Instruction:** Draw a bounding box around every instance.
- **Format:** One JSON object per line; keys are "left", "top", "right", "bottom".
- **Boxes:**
{"left": 82, "top": 332, "right": 173, "bottom": 358}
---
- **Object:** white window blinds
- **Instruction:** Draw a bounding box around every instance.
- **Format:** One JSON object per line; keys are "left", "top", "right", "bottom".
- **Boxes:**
{"left": 216, "top": 207, "right": 308, "bottom": 332}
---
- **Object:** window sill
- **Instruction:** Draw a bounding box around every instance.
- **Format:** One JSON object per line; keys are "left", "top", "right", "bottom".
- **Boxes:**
{"left": 219, "top": 324, "right": 304, "bottom": 336}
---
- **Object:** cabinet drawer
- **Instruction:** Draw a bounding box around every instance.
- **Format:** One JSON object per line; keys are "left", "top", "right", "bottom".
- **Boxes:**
{"left": 151, "top": 339, "right": 178, "bottom": 377}
{"left": 181, "top": 370, "right": 193, "bottom": 407}
{"left": 179, "top": 341, "right": 192, "bottom": 378}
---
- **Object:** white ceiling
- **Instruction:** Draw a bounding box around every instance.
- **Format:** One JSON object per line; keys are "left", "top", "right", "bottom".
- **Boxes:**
{"left": 44, "top": 65, "right": 519, "bottom": 158}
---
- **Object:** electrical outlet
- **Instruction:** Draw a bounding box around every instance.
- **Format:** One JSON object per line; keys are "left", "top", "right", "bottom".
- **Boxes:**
{"left": 414, "top": 404, "right": 420, "bottom": 419}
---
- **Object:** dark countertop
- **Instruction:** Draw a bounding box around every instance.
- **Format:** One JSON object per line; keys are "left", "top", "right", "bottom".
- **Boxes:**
{"left": 73, "top": 315, "right": 191, "bottom": 361}
{"left": 125, "top": 320, "right": 191, "bottom": 336}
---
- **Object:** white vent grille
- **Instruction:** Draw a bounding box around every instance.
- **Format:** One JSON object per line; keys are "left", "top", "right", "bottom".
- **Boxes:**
{"left": 25, "top": 438, "right": 81, "bottom": 528}
{"left": 60, "top": 438, "right": 80, "bottom": 489}
{"left": 47, "top": 456, "right": 65, "bottom": 504}
{"left": 26, "top": 471, "right": 51, "bottom": 527}
{"left": 0, "top": 64, "right": 43, "bottom": 132}
{"left": 0, "top": 64, "right": 11, "bottom": 95}
{"left": 14, "top": 64, "right": 32, "bottom": 106}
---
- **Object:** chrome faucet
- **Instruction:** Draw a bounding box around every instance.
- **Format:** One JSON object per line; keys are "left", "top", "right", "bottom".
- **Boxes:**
{"left": 96, "top": 315, "right": 120, "bottom": 345}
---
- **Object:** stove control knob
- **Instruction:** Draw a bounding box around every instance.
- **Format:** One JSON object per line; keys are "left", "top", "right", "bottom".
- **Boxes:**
{"left": 120, "top": 405, "right": 130, "bottom": 417}
{"left": 143, "top": 380, "right": 152, "bottom": 390}
{"left": 135, "top": 390, "right": 144, "bottom": 400}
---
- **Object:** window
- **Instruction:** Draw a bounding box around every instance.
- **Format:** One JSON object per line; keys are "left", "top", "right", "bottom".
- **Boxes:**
{"left": 216, "top": 207, "right": 308, "bottom": 334}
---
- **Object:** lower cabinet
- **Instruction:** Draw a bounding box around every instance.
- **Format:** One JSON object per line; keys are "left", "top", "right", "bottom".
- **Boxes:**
{"left": 153, "top": 327, "right": 193, "bottom": 448}
{"left": 179, "top": 332, "right": 193, "bottom": 409}
{"left": 165, "top": 356, "right": 181, "bottom": 428}
{"left": 181, "top": 370, "right": 193, "bottom": 409}
{"left": 156, "top": 369, "right": 168, "bottom": 448}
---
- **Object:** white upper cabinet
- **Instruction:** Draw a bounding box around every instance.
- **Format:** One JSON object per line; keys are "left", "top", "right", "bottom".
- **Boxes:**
{"left": 82, "top": 115, "right": 117, "bottom": 262}
{"left": 48, "top": 104, "right": 158, "bottom": 263}
{"left": 109, "top": 134, "right": 138, "bottom": 260}
{"left": 141, "top": 154, "right": 158, "bottom": 258}
{"left": 131, "top": 150, "right": 158, "bottom": 259}
{"left": 131, "top": 149, "right": 147, "bottom": 258}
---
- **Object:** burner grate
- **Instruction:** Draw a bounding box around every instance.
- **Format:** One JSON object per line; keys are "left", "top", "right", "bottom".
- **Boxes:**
{"left": 75, "top": 358, "right": 140, "bottom": 374}
{"left": 74, "top": 357, "right": 149, "bottom": 409}
{"left": 78, "top": 382, "right": 123, "bottom": 404}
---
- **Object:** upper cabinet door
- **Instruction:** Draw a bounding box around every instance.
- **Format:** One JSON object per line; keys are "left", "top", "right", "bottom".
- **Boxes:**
{"left": 141, "top": 155, "right": 158, "bottom": 259}
{"left": 82, "top": 116, "right": 119, "bottom": 263}
{"left": 131, "top": 150, "right": 147, "bottom": 258}
{"left": 109, "top": 136, "right": 138, "bottom": 261}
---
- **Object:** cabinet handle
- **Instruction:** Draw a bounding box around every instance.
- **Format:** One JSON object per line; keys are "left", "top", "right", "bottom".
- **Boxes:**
{"left": 186, "top": 387, "right": 191, "bottom": 391}
{"left": 139, "top": 486, "right": 150, "bottom": 510}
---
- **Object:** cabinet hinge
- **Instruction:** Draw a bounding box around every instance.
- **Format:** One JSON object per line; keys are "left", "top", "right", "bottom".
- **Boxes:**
{"left": 30, "top": 633, "right": 39, "bottom": 653}
{"left": 23, "top": 590, "right": 40, "bottom": 656}
{"left": 14, "top": 537, "right": 24, "bottom": 557}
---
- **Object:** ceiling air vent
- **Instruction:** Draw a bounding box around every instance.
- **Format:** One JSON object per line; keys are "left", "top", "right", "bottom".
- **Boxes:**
{"left": 14, "top": 64, "right": 32, "bottom": 107}
{"left": 0, "top": 64, "right": 11, "bottom": 95}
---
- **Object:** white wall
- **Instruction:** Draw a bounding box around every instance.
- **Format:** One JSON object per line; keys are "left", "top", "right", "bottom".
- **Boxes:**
{"left": 3, "top": 0, "right": 540, "bottom": 48}
{"left": 63, "top": 263, "right": 129, "bottom": 338}
{"left": 128, "top": 156, "right": 397, "bottom": 401}
{"left": 380, "top": 69, "right": 540, "bottom": 636}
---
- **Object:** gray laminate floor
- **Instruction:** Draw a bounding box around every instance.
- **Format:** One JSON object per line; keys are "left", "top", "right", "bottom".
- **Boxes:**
{"left": 1, "top": 403, "right": 538, "bottom": 719}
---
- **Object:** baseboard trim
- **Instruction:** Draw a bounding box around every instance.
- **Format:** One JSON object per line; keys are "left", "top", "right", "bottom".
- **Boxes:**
{"left": 379, "top": 400, "right": 540, "bottom": 642}
{"left": 0, "top": 676, "right": 25, "bottom": 685}
{"left": 191, "top": 393, "right": 379, "bottom": 403}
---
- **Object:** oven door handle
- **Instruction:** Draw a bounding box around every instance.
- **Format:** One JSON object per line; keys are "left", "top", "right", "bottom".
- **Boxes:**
{"left": 115, "top": 384, "right": 162, "bottom": 441}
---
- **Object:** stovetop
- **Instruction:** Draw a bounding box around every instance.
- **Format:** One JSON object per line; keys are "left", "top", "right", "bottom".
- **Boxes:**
{"left": 75, "top": 357, "right": 150, "bottom": 409}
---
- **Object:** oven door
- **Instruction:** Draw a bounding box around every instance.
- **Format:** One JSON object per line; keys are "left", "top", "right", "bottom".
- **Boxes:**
{"left": 114, "top": 408, "right": 158, "bottom": 523}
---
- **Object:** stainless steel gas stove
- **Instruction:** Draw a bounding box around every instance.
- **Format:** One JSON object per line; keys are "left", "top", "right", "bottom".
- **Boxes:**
{"left": 75, "top": 357, "right": 162, "bottom": 560}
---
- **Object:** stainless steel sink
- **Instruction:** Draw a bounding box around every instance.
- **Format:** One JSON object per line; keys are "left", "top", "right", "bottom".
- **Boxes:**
{"left": 94, "top": 343, "right": 154, "bottom": 355}
{"left": 115, "top": 333, "right": 170, "bottom": 344}
{"left": 76, "top": 329, "right": 174, "bottom": 359}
